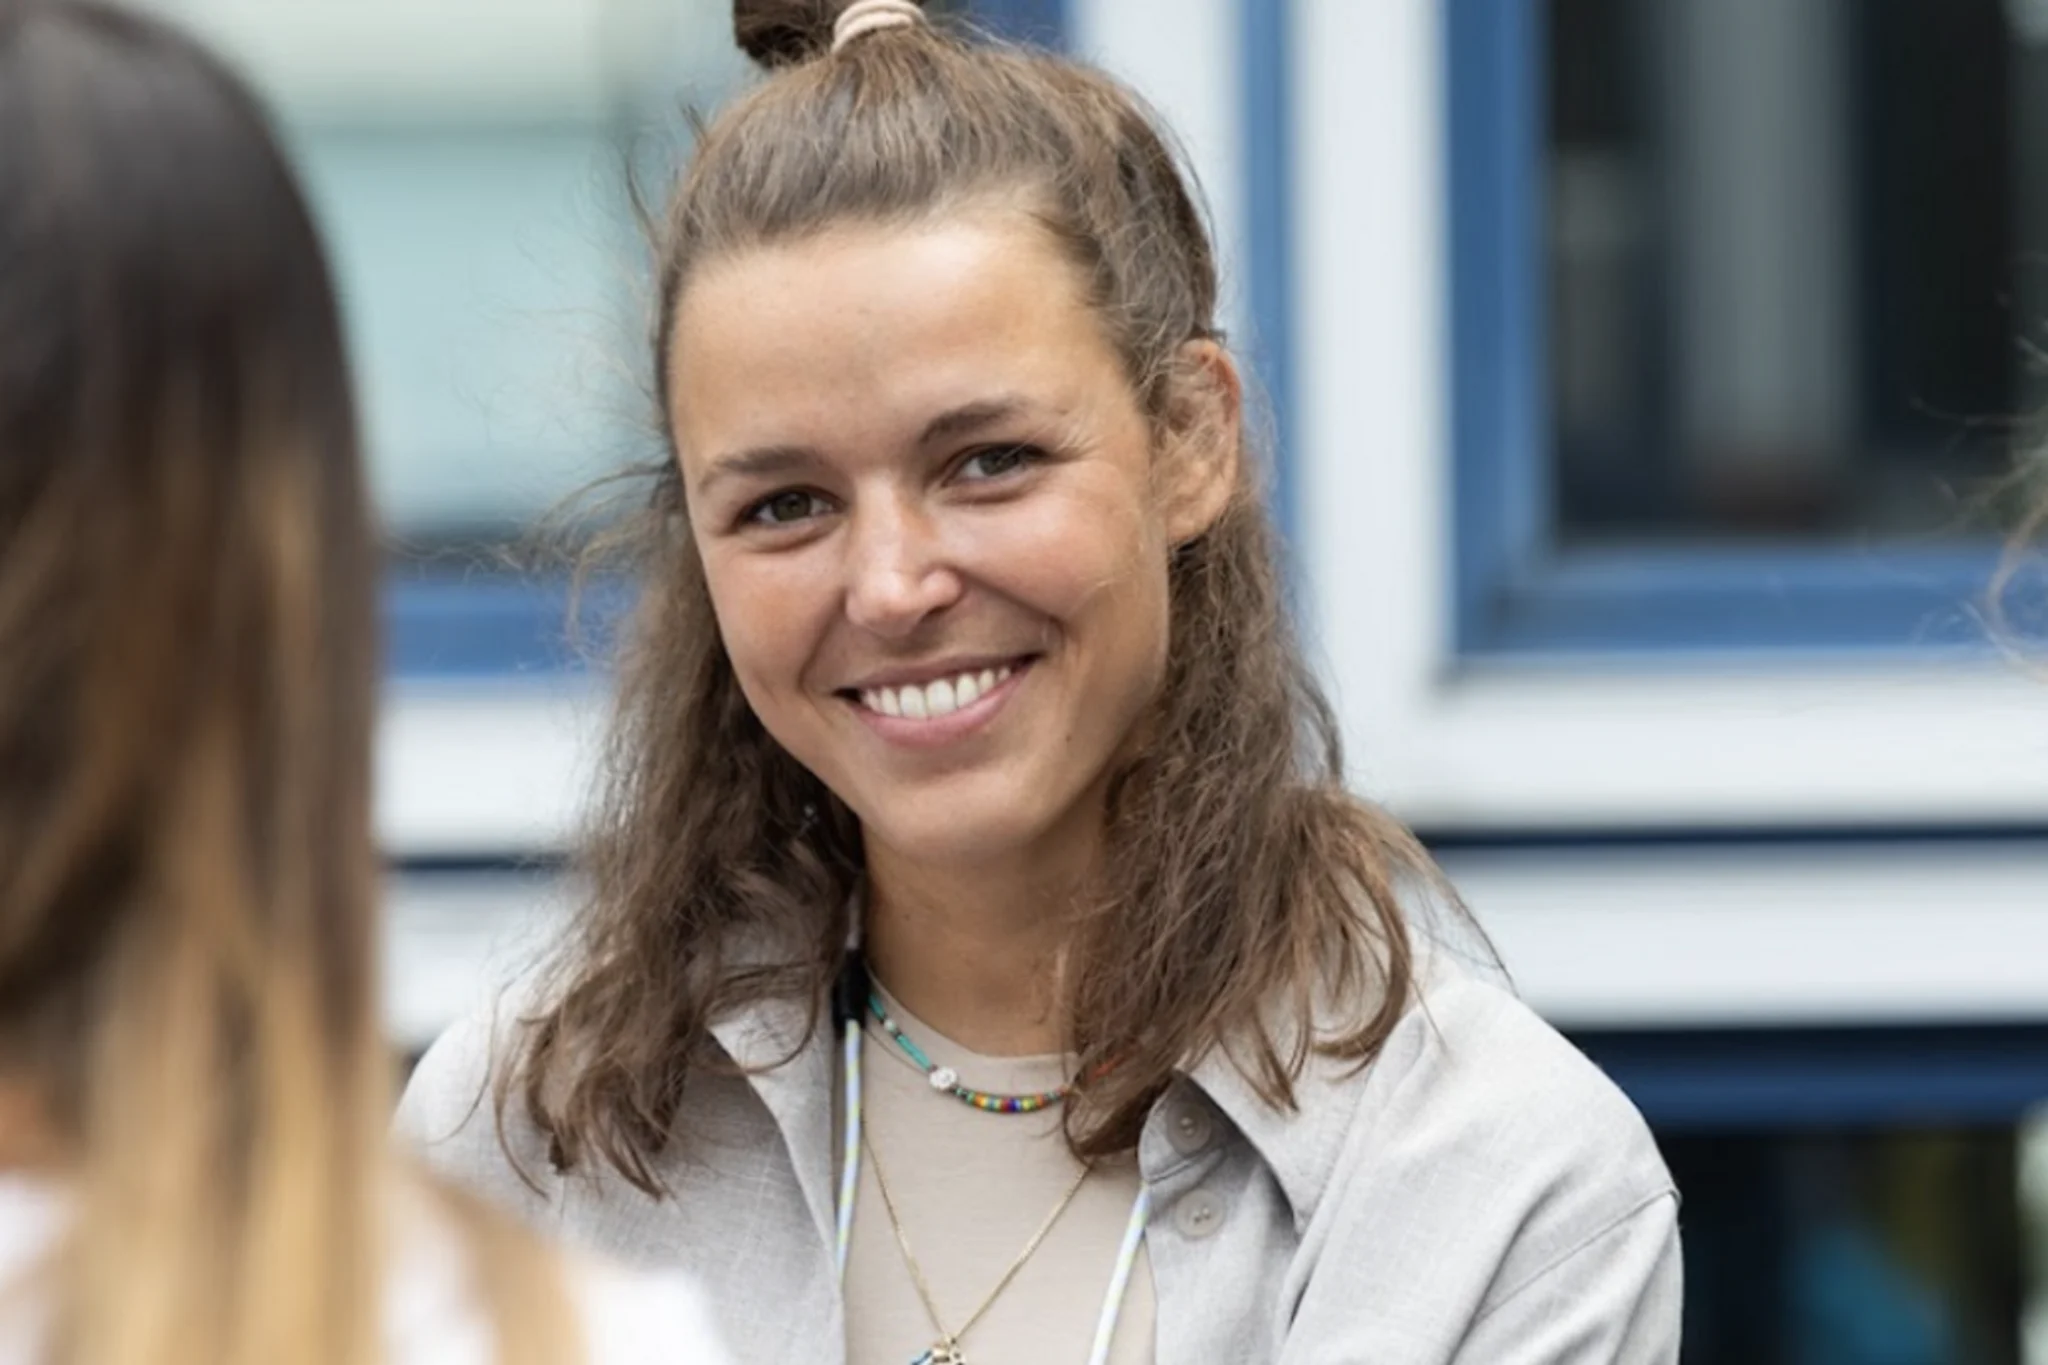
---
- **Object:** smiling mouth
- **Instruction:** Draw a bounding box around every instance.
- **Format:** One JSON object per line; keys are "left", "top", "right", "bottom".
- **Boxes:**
{"left": 845, "top": 659, "right": 1029, "bottom": 721}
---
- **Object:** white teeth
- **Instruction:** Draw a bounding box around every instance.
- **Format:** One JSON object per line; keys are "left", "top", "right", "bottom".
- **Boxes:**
{"left": 857, "top": 664, "right": 1017, "bottom": 722}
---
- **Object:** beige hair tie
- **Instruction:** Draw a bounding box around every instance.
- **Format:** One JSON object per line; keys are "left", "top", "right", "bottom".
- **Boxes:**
{"left": 831, "top": 0, "right": 925, "bottom": 52}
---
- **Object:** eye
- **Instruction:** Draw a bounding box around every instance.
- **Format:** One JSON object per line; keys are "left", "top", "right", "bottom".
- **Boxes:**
{"left": 956, "top": 443, "right": 1043, "bottom": 483}
{"left": 744, "top": 489, "right": 830, "bottom": 527}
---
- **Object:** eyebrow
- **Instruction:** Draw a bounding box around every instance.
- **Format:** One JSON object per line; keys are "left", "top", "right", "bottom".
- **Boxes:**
{"left": 916, "top": 396, "right": 1040, "bottom": 446}
{"left": 695, "top": 396, "right": 1049, "bottom": 497}
{"left": 695, "top": 445, "right": 818, "bottom": 498}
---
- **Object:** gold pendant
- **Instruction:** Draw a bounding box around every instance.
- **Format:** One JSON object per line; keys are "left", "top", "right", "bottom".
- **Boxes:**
{"left": 929, "top": 1343, "right": 966, "bottom": 1365}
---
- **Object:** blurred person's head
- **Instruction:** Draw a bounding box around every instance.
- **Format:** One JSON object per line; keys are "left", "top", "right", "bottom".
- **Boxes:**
{"left": 0, "top": 4, "right": 577, "bottom": 1362}
{"left": 520, "top": 0, "right": 1435, "bottom": 1188}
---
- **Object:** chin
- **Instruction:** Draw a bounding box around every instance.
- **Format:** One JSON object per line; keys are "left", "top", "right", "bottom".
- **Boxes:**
{"left": 855, "top": 795, "right": 1063, "bottom": 871}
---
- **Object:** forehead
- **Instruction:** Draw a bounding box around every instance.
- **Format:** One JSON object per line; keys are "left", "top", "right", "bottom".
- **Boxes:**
{"left": 666, "top": 214, "right": 1125, "bottom": 456}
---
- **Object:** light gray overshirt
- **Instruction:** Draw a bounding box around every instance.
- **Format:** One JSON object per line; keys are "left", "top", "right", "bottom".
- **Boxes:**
{"left": 398, "top": 960, "right": 1682, "bottom": 1363}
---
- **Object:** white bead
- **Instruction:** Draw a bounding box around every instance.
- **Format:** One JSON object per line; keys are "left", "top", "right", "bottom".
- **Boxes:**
{"left": 929, "top": 1066, "right": 959, "bottom": 1091}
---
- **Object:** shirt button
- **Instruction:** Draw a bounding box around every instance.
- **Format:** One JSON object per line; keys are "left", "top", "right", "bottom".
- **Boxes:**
{"left": 1173, "top": 1189, "right": 1226, "bottom": 1240}
{"left": 1168, "top": 1104, "right": 1214, "bottom": 1156}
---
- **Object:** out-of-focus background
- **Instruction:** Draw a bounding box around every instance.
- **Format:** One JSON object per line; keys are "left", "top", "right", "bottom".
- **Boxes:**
{"left": 142, "top": 0, "right": 2048, "bottom": 1357}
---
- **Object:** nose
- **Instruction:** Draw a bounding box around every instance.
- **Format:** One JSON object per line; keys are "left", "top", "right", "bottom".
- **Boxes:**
{"left": 842, "top": 493, "right": 963, "bottom": 639}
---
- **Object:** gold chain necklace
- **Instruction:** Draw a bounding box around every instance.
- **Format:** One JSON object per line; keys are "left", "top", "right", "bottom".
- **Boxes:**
{"left": 862, "top": 1128, "right": 1092, "bottom": 1365}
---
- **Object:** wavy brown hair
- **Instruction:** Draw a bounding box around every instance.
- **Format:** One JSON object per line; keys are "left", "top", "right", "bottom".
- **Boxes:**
{"left": 0, "top": 5, "right": 581, "bottom": 1363}
{"left": 513, "top": 0, "right": 1449, "bottom": 1191}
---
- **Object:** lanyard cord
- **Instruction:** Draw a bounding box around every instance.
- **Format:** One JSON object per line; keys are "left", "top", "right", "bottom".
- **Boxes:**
{"left": 834, "top": 937, "right": 871, "bottom": 1278}
{"left": 1090, "top": 1185, "right": 1151, "bottom": 1365}
{"left": 836, "top": 1018, "right": 863, "bottom": 1276}
{"left": 833, "top": 974, "right": 1149, "bottom": 1365}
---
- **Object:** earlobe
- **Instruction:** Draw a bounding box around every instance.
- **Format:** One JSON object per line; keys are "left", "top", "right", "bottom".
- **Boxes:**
{"left": 1161, "top": 339, "right": 1243, "bottom": 546}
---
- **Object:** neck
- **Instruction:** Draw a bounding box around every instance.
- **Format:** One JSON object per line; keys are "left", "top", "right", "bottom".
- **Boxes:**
{"left": 862, "top": 844, "right": 1092, "bottom": 1057}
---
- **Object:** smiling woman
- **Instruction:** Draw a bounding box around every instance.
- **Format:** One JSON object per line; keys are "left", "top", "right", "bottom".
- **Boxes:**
{"left": 396, "top": 2, "right": 1684, "bottom": 1362}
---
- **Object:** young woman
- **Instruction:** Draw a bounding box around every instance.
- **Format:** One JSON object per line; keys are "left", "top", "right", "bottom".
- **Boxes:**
{"left": 401, "top": 1, "right": 1683, "bottom": 1360}
{"left": 0, "top": 4, "right": 729, "bottom": 1363}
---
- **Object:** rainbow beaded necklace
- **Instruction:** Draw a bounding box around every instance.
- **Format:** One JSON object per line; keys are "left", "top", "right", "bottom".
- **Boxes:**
{"left": 866, "top": 991, "right": 1071, "bottom": 1114}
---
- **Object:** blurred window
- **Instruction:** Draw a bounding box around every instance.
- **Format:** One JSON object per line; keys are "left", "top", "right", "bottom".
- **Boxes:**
{"left": 1550, "top": 0, "right": 2040, "bottom": 547}
{"left": 139, "top": 1, "right": 1035, "bottom": 675}
{"left": 135, "top": 1, "right": 750, "bottom": 675}
{"left": 152, "top": 0, "right": 751, "bottom": 555}
{"left": 1665, "top": 1127, "right": 2025, "bottom": 1365}
{"left": 1581, "top": 1023, "right": 2048, "bottom": 1365}
{"left": 1451, "top": 0, "right": 2048, "bottom": 653}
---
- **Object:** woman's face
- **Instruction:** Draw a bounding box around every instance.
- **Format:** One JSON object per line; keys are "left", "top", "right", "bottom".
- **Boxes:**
{"left": 669, "top": 213, "right": 1225, "bottom": 876}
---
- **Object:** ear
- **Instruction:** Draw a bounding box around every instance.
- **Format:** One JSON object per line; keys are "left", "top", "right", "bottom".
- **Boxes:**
{"left": 1156, "top": 339, "right": 1243, "bottom": 545}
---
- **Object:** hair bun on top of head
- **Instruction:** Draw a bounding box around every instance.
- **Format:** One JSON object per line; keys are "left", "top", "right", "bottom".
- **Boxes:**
{"left": 733, "top": 0, "right": 930, "bottom": 70}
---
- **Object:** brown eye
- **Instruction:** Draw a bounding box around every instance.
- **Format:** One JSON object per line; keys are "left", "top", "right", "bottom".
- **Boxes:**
{"left": 957, "top": 444, "right": 1042, "bottom": 482}
{"left": 748, "top": 490, "right": 825, "bottom": 525}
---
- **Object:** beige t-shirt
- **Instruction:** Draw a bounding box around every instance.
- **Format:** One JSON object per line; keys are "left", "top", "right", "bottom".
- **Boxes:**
{"left": 843, "top": 989, "right": 1155, "bottom": 1365}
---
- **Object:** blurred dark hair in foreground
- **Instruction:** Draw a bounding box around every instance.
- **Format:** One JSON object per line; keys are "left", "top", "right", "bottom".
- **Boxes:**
{"left": 0, "top": 3, "right": 576, "bottom": 1362}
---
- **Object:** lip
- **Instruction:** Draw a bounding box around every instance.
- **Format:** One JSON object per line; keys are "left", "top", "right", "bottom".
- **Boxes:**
{"left": 842, "top": 658, "right": 1033, "bottom": 750}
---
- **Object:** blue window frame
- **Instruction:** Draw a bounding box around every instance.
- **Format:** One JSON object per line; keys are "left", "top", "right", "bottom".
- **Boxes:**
{"left": 384, "top": 574, "right": 635, "bottom": 679}
{"left": 1578, "top": 1023, "right": 2048, "bottom": 1132}
{"left": 1242, "top": 0, "right": 1298, "bottom": 554}
{"left": 1444, "top": 0, "right": 2011, "bottom": 659}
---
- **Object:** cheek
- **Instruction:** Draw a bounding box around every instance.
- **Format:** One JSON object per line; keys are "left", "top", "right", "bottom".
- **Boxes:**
{"left": 968, "top": 479, "right": 1166, "bottom": 622}
{"left": 966, "top": 484, "right": 1173, "bottom": 699}
{"left": 1058, "top": 498, "right": 1174, "bottom": 698}
{"left": 698, "top": 550, "right": 819, "bottom": 706}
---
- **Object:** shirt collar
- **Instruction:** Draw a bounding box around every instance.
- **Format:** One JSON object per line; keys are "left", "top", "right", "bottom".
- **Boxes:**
{"left": 709, "top": 993, "right": 839, "bottom": 1250}
{"left": 1178, "top": 949, "right": 1482, "bottom": 1227}
{"left": 1181, "top": 1019, "right": 1373, "bottom": 1228}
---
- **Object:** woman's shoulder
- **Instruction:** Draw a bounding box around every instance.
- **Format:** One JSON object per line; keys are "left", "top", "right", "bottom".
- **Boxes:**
{"left": 1240, "top": 959, "right": 1680, "bottom": 1334}
{"left": 395, "top": 983, "right": 560, "bottom": 1210}
{"left": 1370, "top": 956, "right": 1670, "bottom": 1191}
{"left": 1201, "top": 953, "right": 1672, "bottom": 1217}
{"left": 1410, "top": 957, "right": 1647, "bottom": 1103}
{"left": 565, "top": 1255, "right": 733, "bottom": 1365}
{"left": 388, "top": 1196, "right": 732, "bottom": 1365}
{"left": 396, "top": 991, "right": 509, "bottom": 1140}
{"left": 0, "top": 1173, "right": 734, "bottom": 1365}
{"left": 1301, "top": 958, "right": 1677, "bottom": 1309}
{"left": 0, "top": 1176, "right": 64, "bottom": 1362}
